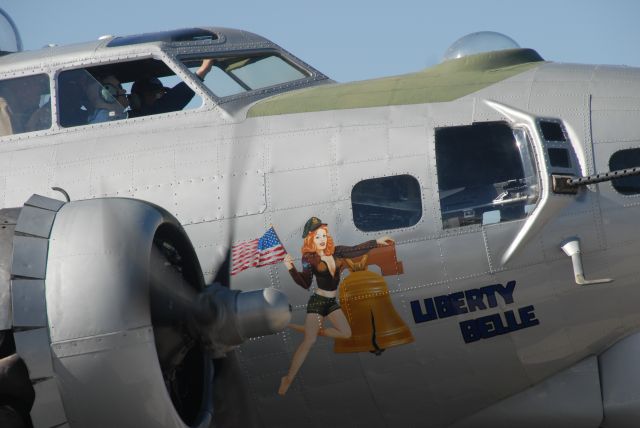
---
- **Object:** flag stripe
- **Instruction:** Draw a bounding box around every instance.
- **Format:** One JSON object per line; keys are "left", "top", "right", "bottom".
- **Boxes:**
{"left": 231, "top": 227, "right": 286, "bottom": 275}
{"left": 255, "top": 247, "right": 286, "bottom": 267}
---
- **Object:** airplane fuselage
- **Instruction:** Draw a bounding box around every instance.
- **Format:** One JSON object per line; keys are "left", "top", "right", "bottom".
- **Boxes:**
{"left": 1, "top": 28, "right": 640, "bottom": 428}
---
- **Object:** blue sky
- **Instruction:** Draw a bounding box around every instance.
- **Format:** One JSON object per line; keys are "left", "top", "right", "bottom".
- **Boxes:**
{"left": 2, "top": 0, "right": 640, "bottom": 82}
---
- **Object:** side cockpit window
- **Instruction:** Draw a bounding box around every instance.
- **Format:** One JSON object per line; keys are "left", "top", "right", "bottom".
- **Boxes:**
{"left": 0, "top": 74, "right": 51, "bottom": 136}
{"left": 58, "top": 69, "right": 127, "bottom": 127}
{"left": 435, "top": 122, "right": 539, "bottom": 229}
{"left": 56, "top": 54, "right": 310, "bottom": 127}
{"left": 58, "top": 58, "right": 203, "bottom": 128}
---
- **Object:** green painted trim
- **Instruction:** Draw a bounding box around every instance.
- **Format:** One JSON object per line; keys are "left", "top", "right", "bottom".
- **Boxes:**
{"left": 247, "top": 48, "right": 544, "bottom": 117}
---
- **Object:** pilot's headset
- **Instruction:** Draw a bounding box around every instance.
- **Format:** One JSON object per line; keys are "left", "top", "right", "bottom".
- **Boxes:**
{"left": 98, "top": 76, "right": 121, "bottom": 104}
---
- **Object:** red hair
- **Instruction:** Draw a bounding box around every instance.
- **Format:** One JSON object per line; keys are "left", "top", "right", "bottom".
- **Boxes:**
{"left": 301, "top": 225, "right": 335, "bottom": 256}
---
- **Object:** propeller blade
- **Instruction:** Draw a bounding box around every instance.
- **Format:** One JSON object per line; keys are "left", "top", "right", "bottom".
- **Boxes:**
{"left": 212, "top": 245, "right": 231, "bottom": 288}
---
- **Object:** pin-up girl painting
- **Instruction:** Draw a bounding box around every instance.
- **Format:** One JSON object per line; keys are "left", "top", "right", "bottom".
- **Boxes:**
{"left": 278, "top": 216, "right": 393, "bottom": 395}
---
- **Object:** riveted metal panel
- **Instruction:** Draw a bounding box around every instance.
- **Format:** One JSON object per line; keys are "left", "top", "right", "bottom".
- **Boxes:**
{"left": 52, "top": 338, "right": 185, "bottom": 428}
{"left": 11, "top": 279, "right": 47, "bottom": 327}
{"left": 24, "top": 194, "right": 65, "bottom": 212}
{"left": 31, "top": 378, "right": 67, "bottom": 428}
{"left": 440, "top": 232, "right": 490, "bottom": 280}
{"left": 0, "top": 208, "right": 19, "bottom": 330}
{"left": 175, "top": 170, "right": 267, "bottom": 223}
{"left": 45, "top": 199, "right": 161, "bottom": 341}
{"left": 269, "top": 131, "right": 334, "bottom": 172}
{"left": 13, "top": 328, "right": 53, "bottom": 380}
{"left": 11, "top": 235, "right": 48, "bottom": 279}
{"left": 270, "top": 166, "right": 332, "bottom": 211}
{"left": 51, "top": 327, "right": 154, "bottom": 358}
{"left": 15, "top": 206, "right": 57, "bottom": 238}
{"left": 451, "top": 356, "right": 602, "bottom": 428}
{"left": 600, "top": 332, "right": 640, "bottom": 426}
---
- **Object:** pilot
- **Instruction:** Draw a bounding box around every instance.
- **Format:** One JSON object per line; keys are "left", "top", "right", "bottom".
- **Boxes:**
{"left": 86, "top": 75, "right": 129, "bottom": 124}
{"left": 128, "top": 58, "right": 215, "bottom": 118}
{"left": 0, "top": 76, "right": 51, "bottom": 136}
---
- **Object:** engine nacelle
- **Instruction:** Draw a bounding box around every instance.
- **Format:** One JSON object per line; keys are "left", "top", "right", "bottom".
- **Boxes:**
{"left": 4, "top": 195, "right": 290, "bottom": 428}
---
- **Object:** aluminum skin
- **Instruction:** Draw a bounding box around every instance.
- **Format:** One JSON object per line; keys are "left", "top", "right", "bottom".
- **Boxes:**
{"left": 1, "top": 24, "right": 640, "bottom": 428}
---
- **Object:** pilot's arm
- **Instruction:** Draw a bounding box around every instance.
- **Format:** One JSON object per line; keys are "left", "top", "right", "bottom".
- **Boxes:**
{"left": 195, "top": 58, "right": 215, "bottom": 80}
{"left": 144, "top": 59, "right": 216, "bottom": 116}
{"left": 25, "top": 102, "right": 51, "bottom": 132}
{"left": 0, "top": 98, "right": 13, "bottom": 137}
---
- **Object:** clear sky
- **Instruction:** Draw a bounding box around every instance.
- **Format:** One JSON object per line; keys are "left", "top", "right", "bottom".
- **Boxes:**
{"left": 2, "top": 0, "right": 640, "bottom": 83}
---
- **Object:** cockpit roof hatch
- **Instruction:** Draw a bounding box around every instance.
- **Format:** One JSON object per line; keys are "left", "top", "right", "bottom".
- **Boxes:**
{"left": 107, "top": 28, "right": 219, "bottom": 47}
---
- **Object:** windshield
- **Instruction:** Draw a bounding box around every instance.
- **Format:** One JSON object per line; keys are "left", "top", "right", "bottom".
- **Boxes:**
{"left": 182, "top": 54, "right": 308, "bottom": 98}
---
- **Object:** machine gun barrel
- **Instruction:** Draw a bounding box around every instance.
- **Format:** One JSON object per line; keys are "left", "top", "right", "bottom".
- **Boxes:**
{"left": 568, "top": 167, "right": 640, "bottom": 187}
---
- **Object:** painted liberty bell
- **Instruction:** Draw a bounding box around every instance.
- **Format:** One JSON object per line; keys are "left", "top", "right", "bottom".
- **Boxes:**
{"left": 334, "top": 243, "right": 414, "bottom": 354}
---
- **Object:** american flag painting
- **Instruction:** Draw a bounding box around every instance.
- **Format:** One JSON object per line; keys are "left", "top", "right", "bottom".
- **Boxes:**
{"left": 231, "top": 227, "right": 286, "bottom": 276}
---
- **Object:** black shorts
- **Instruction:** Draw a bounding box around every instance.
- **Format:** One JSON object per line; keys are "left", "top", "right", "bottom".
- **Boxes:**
{"left": 306, "top": 293, "right": 340, "bottom": 317}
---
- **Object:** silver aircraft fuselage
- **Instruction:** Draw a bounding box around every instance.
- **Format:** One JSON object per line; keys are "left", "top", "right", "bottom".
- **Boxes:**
{"left": 1, "top": 27, "right": 640, "bottom": 428}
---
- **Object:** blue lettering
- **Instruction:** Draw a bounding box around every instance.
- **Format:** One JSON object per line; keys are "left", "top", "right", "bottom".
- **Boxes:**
{"left": 495, "top": 280, "right": 516, "bottom": 305}
{"left": 503, "top": 309, "right": 520, "bottom": 331}
{"left": 478, "top": 313, "right": 509, "bottom": 338}
{"left": 459, "top": 320, "right": 480, "bottom": 343}
{"left": 458, "top": 305, "right": 540, "bottom": 344}
{"left": 464, "top": 289, "right": 487, "bottom": 312}
{"left": 449, "top": 292, "right": 468, "bottom": 315}
{"left": 434, "top": 295, "right": 456, "bottom": 319}
{"left": 519, "top": 305, "right": 539, "bottom": 327}
{"left": 410, "top": 299, "right": 438, "bottom": 324}
{"left": 411, "top": 279, "right": 532, "bottom": 343}
{"left": 480, "top": 285, "right": 499, "bottom": 308}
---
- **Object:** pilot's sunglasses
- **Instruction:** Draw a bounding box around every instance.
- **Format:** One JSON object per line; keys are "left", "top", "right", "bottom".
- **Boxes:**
{"left": 105, "top": 83, "right": 126, "bottom": 97}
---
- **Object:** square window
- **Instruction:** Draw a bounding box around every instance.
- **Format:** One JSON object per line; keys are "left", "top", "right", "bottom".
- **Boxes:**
{"left": 352, "top": 175, "right": 422, "bottom": 232}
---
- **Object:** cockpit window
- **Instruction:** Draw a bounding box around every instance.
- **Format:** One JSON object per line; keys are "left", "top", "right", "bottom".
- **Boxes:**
{"left": 0, "top": 74, "right": 51, "bottom": 136}
{"left": 435, "top": 122, "right": 539, "bottom": 229}
{"left": 58, "top": 69, "right": 127, "bottom": 127}
{"left": 58, "top": 58, "right": 203, "bottom": 128}
{"left": 182, "top": 54, "right": 308, "bottom": 98}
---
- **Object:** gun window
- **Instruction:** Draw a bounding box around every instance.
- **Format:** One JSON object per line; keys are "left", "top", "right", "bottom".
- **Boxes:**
{"left": 435, "top": 122, "right": 539, "bottom": 229}
{"left": 0, "top": 74, "right": 51, "bottom": 137}
{"left": 352, "top": 175, "right": 422, "bottom": 232}
{"left": 539, "top": 120, "right": 567, "bottom": 142}
{"left": 610, "top": 148, "right": 640, "bottom": 195}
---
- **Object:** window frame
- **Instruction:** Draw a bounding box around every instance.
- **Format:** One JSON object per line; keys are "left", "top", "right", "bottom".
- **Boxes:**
{"left": 54, "top": 52, "right": 217, "bottom": 130}
{"left": 609, "top": 147, "right": 640, "bottom": 195}
{"left": 0, "top": 71, "right": 53, "bottom": 139}
{"left": 433, "top": 121, "right": 541, "bottom": 231}
{"left": 351, "top": 174, "right": 424, "bottom": 233}
{"left": 175, "top": 49, "right": 316, "bottom": 105}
